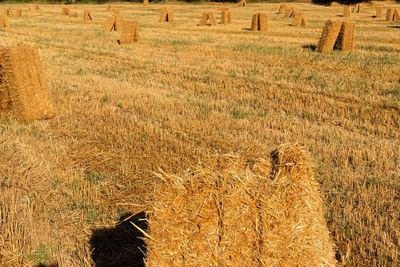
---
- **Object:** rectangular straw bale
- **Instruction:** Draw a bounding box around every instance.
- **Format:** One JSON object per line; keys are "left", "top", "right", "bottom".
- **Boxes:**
{"left": 292, "top": 13, "right": 307, "bottom": 26}
{"left": 114, "top": 14, "right": 124, "bottom": 31}
{"left": 352, "top": 3, "right": 362, "bottom": 13}
{"left": 386, "top": 8, "right": 394, "bottom": 21}
{"left": 250, "top": 14, "right": 257, "bottom": 31}
{"left": 144, "top": 0, "right": 149, "bottom": 6}
{"left": 159, "top": 9, "right": 167, "bottom": 22}
{"left": 344, "top": 6, "right": 351, "bottom": 17}
{"left": 0, "top": 45, "right": 54, "bottom": 120}
{"left": 113, "top": 8, "right": 119, "bottom": 15}
{"left": 316, "top": 19, "right": 342, "bottom": 52}
{"left": 119, "top": 20, "right": 139, "bottom": 44}
{"left": 15, "top": 9, "right": 22, "bottom": 17}
{"left": 376, "top": 7, "right": 383, "bottom": 18}
{"left": 251, "top": 13, "right": 267, "bottom": 31}
{"left": 199, "top": 13, "right": 208, "bottom": 26}
{"left": 103, "top": 16, "right": 116, "bottom": 32}
{"left": 334, "top": 21, "right": 356, "bottom": 52}
{"left": 145, "top": 144, "right": 337, "bottom": 266}
{"left": 278, "top": 3, "right": 288, "bottom": 14}
{"left": 166, "top": 9, "right": 174, "bottom": 22}
{"left": 62, "top": 8, "right": 70, "bottom": 16}
{"left": 239, "top": 0, "right": 247, "bottom": 7}
{"left": 208, "top": 12, "right": 216, "bottom": 25}
{"left": 34, "top": 4, "right": 40, "bottom": 11}
{"left": 221, "top": 9, "right": 232, "bottom": 24}
{"left": 84, "top": 10, "right": 94, "bottom": 21}
{"left": 284, "top": 7, "right": 296, "bottom": 18}
{"left": 0, "top": 15, "right": 10, "bottom": 28}
{"left": 394, "top": 9, "right": 400, "bottom": 22}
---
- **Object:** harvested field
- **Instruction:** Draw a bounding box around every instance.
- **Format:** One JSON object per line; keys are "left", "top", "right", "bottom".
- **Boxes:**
{"left": 0, "top": 2, "right": 399, "bottom": 266}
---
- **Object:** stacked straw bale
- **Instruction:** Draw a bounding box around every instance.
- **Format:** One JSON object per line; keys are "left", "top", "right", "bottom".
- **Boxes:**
{"left": 284, "top": 7, "right": 296, "bottom": 18}
{"left": 386, "top": 8, "right": 395, "bottom": 21}
{"left": 62, "top": 7, "right": 70, "bottom": 16}
{"left": 199, "top": 12, "right": 216, "bottom": 26}
{"left": 251, "top": 13, "right": 267, "bottom": 31}
{"left": 292, "top": 12, "right": 307, "bottom": 26}
{"left": 145, "top": 144, "right": 337, "bottom": 266}
{"left": 119, "top": 20, "right": 139, "bottom": 44}
{"left": 334, "top": 21, "right": 356, "bottom": 52}
{"left": 0, "top": 45, "right": 54, "bottom": 120}
{"left": 317, "top": 20, "right": 356, "bottom": 52}
{"left": 84, "top": 10, "right": 94, "bottom": 21}
{"left": 0, "top": 15, "right": 10, "bottom": 28}
{"left": 278, "top": 3, "right": 288, "bottom": 14}
{"left": 159, "top": 7, "right": 173, "bottom": 22}
{"left": 104, "top": 14, "right": 124, "bottom": 32}
{"left": 239, "top": 0, "right": 247, "bottom": 7}
{"left": 352, "top": 3, "right": 362, "bottom": 13}
{"left": 344, "top": 6, "right": 351, "bottom": 17}
{"left": 395, "top": 9, "right": 400, "bottom": 22}
{"left": 376, "top": 7, "right": 383, "bottom": 18}
{"left": 221, "top": 9, "right": 232, "bottom": 24}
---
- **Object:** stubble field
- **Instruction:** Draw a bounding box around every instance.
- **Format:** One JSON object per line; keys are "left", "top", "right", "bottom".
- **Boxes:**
{"left": 0, "top": 1, "right": 399, "bottom": 266}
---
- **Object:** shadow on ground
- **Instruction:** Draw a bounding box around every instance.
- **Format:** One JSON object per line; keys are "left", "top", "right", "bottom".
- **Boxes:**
{"left": 302, "top": 44, "right": 317, "bottom": 51}
{"left": 89, "top": 212, "right": 148, "bottom": 267}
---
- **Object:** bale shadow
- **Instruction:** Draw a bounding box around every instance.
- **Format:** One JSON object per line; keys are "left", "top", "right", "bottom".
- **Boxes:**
{"left": 302, "top": 44, "right": 317, "bottom": 51}
{"left": 388, "top": 25, "right": 400, "bottom": 29}
{"left": 89, "top": 212, "right": 148, "bottom": 267}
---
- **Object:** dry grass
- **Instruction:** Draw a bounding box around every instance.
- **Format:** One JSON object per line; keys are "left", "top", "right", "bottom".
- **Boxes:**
{"left": 0, "top": 2, "right": 399, "bottom": 266}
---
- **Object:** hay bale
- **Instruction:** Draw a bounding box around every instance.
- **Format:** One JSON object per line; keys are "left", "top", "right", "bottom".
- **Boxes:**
{"left": 352, "top": 3, "right": 362, "bottom": 13}
{"left": 160, "top": 7, "right": 173, "bottom": 22}
{"left": 0, "top": 15, "right": 10, "bottom": 28}
{"left": 376, "top": 7, "right": 383, "bottom": 18}
{"left": 386, "top": 8, "right": 395, "bottom": 21}
{"left": 113, "top": 8, "right": 119, "bottom": 15}
{"left": 114, "top": 14, "right": 124, "bottom": 31}
{"left": 239, "top": 0, "right": 247, "bottom": 7}
{"left": 5, "top": 8, "right": 12, "bottom": 16}
{"left": 284, "top": 7, "right": 296, "bottom": 18}
{"left": 251, "top": 13, "right": 267, "bottom": 31}
{"left": 15, "top": 9, "right": 22, "bottom": 17}
{"left": 145, "top": 144, "right": 337, "bottom": 266}
{"left": 394, "top": 8, "right": 400, "bottom": 22}
{"left": 334, "top": 21, "right": 356, "bottom": 52}
{"left": 118, "top": 20, "right": 139, "bottom": 44}
{"left": 292, "top": 12, "right": 307, "bottom": 26}
{"left": 106, "top": 5, "right": 111, "bottom": 11}
{"left": 343, "top": 6, "right": 351, "bottom": 17}
{"left": 34, "top": 4, "right": 40, "bottom": 11}
{"left": 144, "top": 0, "right": 149, "bottom": 6}
{"left": 316, "top": 19, "right": 342, "bottom": 52}
{"left": 199, "top": 12, "right": 216, "bottom": 26}
{"left": 221, "top": 9, "right": 232, "bottom": 24}
{"left": 278, "top": 3, "right": 288, "bottom": 14}
{"left": 84, "top": 10, "right": 94, "bottom": 21}
{"left": 0, "top": 45, "right": 54, "bottom": 120}
{"left": 62, "top": 8, "right": 70, "bottom": 16}
{"left": 104, "top": 16, "right": 116, "bottom": 32}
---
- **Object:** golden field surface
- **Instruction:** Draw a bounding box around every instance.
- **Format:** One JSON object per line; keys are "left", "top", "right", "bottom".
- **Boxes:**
{"left": 0, "top": 1, "right": 400, "bottom": 266}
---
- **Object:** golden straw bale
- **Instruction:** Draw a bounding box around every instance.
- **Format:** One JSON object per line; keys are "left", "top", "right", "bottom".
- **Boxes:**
{"left": 386, "top": 8, "right": 395, "bottom": 21}
{"left": 0, "top": 15, "right": 10, "bottom": 28}
{"left": 316, "top": 19, "right": 342, "bottom": 52}
{"left": 344, "top": 6, "right": 351, "bottom": 17}
{"left": 103, "top": 16, "right": 116, "bottom": 32}
{"left": 119, "top": 20, "right": 139, "bottom": 44}
{"left": 61, "top": 7, "right": 70, "bottom": 16}
{"left": 15, "top": 9, "right": 22, "bottom": 17}
{"left": 352, "top": 3, "right": 362, "bottom": 13}
{"left": 278, "top": 3, "right": 288, "bottom": 14}
{"left": 199, "top": 12, "right": 216, "bottom": 26}
{"left": 292, "top": 12, "right": 307, "bottom": 26}
{"left": 239, "top": 0, "right": 247, "bottom": 7}
{"left": 0, "top": 45, "right": 54, "bottom": 120}
{"left": 251, "top": 13, "right": 267, "bottom": 31}
{"left": 376, "top": 7, "right": 383, "bottom": 18}
{"left": 284, "top": 7, "right": 296, "bottom": 18}
{"left": 221, "top": 9, "right": 232, "bottom": 24}
{"left": 113, "top": 8, "right": 119, "bottom": 15}
{"left": 144, "top": 0, "right": 149, "bottom": 6}
{"left": 160, "top": 7, "right": 173, "bottom": 22}
{"left": 84, "top": 10, "right": 94, "bottom": 21}
{"left": 114, "top": 14, "right": 124, "bottom": 31}
{"left": 106, "top": 5, "right": 111, "bottom": 11}
{"left": 334, "top": 21, "right": 356, "bottom": 52}
{"left": 5, "top": 8, "right": 12, "bottom": 16}
{"left": 394, "top": 9, "right": 400, "bottom": 22}
{"left": 34, "top": 4, "right": 40, "bottom": 10}
{"left": 145, "top": 144, "right": 337, "bottom": 266}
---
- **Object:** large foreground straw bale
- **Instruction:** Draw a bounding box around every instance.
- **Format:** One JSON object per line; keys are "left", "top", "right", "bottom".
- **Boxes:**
{"left": 199, "top": 12, "right": 216, "bottom": 26}
{"left": 221, "top": 9, "right": 232, "bottom": 24}
{"left": 0, "top": 15, "right": 10, "bottom": 28}
{"left": 278, "top": 3, "right": 288, "bottom": 14}
{"left": 335, "top": 21, "right": 356, "bottom": 52}
{"left": 292, "top": 12, "right": 307, "bottom": 26}
{"left": 118, "top": 20, "right": 139, "bottom": 44}
{"left": 316, "top": 19, "right": 342, "bottom": 52}
{"left": 344, "top": 6, "right": 351, "bottom": 17}
{"left": 145, "top": 144, "right": 336, "bottom": 266}
{"left": 251, "top": 13, "right": 267, "bottom": 31}
{"left": 159, "top": 7, "right": 173, "bottom": 22}
{"left": 0, "top": 45, "right": 54, "bottom": 120}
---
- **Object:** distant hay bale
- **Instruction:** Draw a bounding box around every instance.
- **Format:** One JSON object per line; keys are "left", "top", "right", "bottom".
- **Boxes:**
{"left": 106, "top": 5, "right": 111, "bottom": 11}
{"left": 5, "top": 8, "right": 12, "bottom": 16}
{"left": 334, "top": 21, "right": 356, "bottom": 52}
{"left": 104, "top": 15, "right": 123, "bottom": 32}
{"left": 292, "top": 12, "right": 307, "bottom": 26}
{"left": 0, "top": 15, "right": 10, "bottom": 28}
{"left": 250, "top": 13, "right": 267, "bottom": 31}
{"left": 221, "top": 9, "right": 232, "bottom": 24}
{"left": 376, "top": 7, "right": 383, "bottom": 18}
{"left": 113, "top": 8, "right": 119, "bottom": 15}
{"left": 34, "top": 4, "right": 40, "bottom": 11}
{"left": 316, "top": 19, "right": 343, "bottom": 52}
{"left": 199, "top": 12, "right": 216, "bottom": 26}
{"left": 0, "top": 45, "right": 54, "bottom": 120}
{"left": 145, "top": 144, "right": 337, "bottom": 266}
{"left": 15, "top": 9, "right": 22, "bottom": 17}
{"left": 84, "top": 10, "right": 94, "bottom": 21}
{"left": 159, "top": 7, "right": 173, "bottom": 22}
{"left": 386, "top": 8, "right": 394, "bottom": 21}
{"left": 239, "top": 0, "right": 247, "bottom": 7}
{"left": 394, "top": 9, "right": 400, "bottom": 22}
{"left": 278, "top": 3, "right": 288, "bottom": 14}
{"left": 284, "top": 7, "right": 296, "bottom": 18}
{"left": 144, "top": 0, "right": 149, "bottom": 6}
{"left": 118, "top": 20, "right": 139, "bottom": 44}
{"left": 352, "top": 3, "right": 362, "bottom": 13}
{"left": 343, "top": 6, "right": 351, "bottom": 17}
{"left": 62, "top": 7, "right": 70, "bottom": 16}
